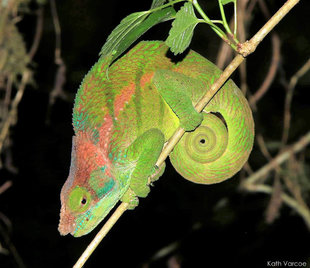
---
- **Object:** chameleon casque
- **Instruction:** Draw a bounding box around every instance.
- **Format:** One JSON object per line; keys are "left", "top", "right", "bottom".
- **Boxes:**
{"left": 58, "top": 41, "right": 254, "bottom": 237}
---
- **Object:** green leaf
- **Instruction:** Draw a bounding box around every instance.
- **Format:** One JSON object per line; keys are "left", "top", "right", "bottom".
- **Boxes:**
{"left": 100, "top": 11, "right": 148, "bottom": 59}
{"left": 151, "top": 0, "right": 167, "bottom": 9}
{"left": 220, "top": 0, "right": 236, "bottom": 5}
{"left": 165, "top": 2, "right": 199, "bottom": 55}
{"left": 100, "top": 7, "right": 176, "bottom": 65}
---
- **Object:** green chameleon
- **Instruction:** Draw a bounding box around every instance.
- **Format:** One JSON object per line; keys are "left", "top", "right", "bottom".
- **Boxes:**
{"left": 58, "top": 41, "right": 254, "bottom": 237}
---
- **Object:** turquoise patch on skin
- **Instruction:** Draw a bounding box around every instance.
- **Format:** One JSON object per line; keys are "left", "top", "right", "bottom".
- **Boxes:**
{"left": 89, "top": 167, "right": 115, "bottom": 198}
{"left": 97, "top": 178, "right": 115, "bottom": 198}
{"left": 73, "top": 111, "right": 90, "bottom": 131}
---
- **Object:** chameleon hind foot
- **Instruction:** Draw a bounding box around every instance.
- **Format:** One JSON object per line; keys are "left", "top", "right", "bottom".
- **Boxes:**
{"left": 130, "top": 180, "right": 150, "bottom": 198}
{"left": 148, "top": 162, "right": 166, "bottom": 184}
{"left": 121, "top": 188, "right": 139, "bottom": 210}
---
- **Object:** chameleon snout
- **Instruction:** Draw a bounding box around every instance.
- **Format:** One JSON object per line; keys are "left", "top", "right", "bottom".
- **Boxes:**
{"left": 58, "top": 204, "right": 75, "bottom": 236}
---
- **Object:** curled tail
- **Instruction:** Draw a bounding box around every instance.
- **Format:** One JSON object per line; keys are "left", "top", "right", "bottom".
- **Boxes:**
{"left": 169, "top": 79, "right": 254, "bottom": 184}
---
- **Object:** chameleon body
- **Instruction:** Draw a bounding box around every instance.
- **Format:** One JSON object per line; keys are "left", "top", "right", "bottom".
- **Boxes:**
{"left": 58, "top": 41, "right": 254, "bottom": 237}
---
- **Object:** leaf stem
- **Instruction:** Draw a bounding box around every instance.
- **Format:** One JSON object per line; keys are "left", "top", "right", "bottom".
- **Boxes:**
{"left": 211, "top": 20, "right": 224, "bottom": 24}
{"left": 148, "top": 0, "right": 186, "bottom": 14}
{"left": 191, "top": 0, "right": 236, "bottom": 50}
{"left": 218, "top": 0, "right": 233, "bottom": 35}
{"left": 233, "top": 0, "right": 237, "bottom": 36}
{"left": 190, "top": 0, "right": 211, "bottom": 23}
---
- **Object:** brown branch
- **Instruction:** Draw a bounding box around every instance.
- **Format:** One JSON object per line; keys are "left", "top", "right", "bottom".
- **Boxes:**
{"left": 249, "top": 33, "right": 281, "bottom": 107}
{"left": 28, "top": 7, "right": 44, "bottom": 61}
{"left": 246, "top": 0, "right": 259, "bottom": 15}
{"left": 248, "top": 0, "right": 282, "bottom": 107}
{"left": 0, "top": 223, "right": 26, "bottom": 268}
{"left": 241, "top": 131, "right": 310, "bottom": 187}
{"left": 243, "top": 183, "right": 310, "bottom": 230}
{"left": 283, "top": 156, "right": 308, "bottom": 208}
{"left": 281, "top": 58, "right": 310, "bottom": 146}
{"left": 236, "top": 0, "right": 249, "bottom": 95}
{"left": 265, "top": 175, "right": 283, "bottom": 224}
{"left": 242, "top": 132, "right": 310, "bottom": 229}
{"left": 216, "top": 43, "right": 233, "bottom": 70}
{"left": 0, "top": 241, "right": 9, "bottom": 255}
{"left": 0, "top": 180, "right": 12, "bottom": 195}
{"left": 238, "top": 0, "right": 299, "bottom": 57}
{"left": 256, "top": 134, "right": 273, "bottom": 161}
{"left": 0, "top": 70, "right": 31, "bottom": 154}
{"left": 3, "top": 75, "right": 13, "bottom": 111}
{"left": 48, "top": 0, "right": 67, "bottom": 113}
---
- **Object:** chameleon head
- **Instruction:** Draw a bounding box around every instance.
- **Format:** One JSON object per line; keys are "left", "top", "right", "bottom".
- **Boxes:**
{"left": 58, "top": 136, "right": 119, "bottom": 237}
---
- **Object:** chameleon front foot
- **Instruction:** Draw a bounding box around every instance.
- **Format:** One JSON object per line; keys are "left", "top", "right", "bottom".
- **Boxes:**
{"left": 180, "top": 112, "right": 203, "bottom": 132}
{"left": 148, "top": 162, "right": 166, "bottom": 184}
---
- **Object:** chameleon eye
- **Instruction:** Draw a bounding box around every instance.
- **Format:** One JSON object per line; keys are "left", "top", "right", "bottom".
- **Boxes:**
{"left": 81, "top": 197, "right": 87, "bottom": 205}
{"left": 68, "top": 186, "right": 91, "bottom": 213}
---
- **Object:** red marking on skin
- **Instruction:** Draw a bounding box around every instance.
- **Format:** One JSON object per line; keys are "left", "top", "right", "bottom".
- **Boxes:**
{"left": 114, "top": 82, "right": 135, "bottom": 118}
{"left": 97, "top": 115, "right": 113, "bottom": 149}
{"left": 140, "top": 72, "right": 154, "bottom": 89}
{"left": 74, "top": 138, "right": 100, "bottom": 183}
{"left": 96, "top": 114, "right": 113, "bottom": 176}
{"left": 73, "top": 114, "right": 114, "bottom": 185}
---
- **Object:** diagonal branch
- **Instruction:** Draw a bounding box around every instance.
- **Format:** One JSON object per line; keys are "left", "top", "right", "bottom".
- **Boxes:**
{"left": 241, "top": 131, "right": 310, "bottom": 187}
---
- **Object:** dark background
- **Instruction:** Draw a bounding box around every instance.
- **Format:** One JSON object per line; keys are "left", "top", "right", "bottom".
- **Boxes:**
{"left": 1, "top": 0, "right": 310, "bottom": 267}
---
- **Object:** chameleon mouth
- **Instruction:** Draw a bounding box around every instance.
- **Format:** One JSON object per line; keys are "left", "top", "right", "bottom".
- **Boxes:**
{"left": 58, "top": 206, "right": 75, "bottom": 236}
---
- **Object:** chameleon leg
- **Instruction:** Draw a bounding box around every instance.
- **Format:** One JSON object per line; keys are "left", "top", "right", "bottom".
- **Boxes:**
{"left": 121, "top": 162, "right": 166, "bottom": 210}
{"left": 152, "top": 69, "right": 203, "bottom": 131}
{"left": 124, "top": 128, "right": 165, "bottom": 198}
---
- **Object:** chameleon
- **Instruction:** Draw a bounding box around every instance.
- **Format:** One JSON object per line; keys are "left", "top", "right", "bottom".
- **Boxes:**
{"left": 58, "top": 41, "right": 254, "bottom": 237}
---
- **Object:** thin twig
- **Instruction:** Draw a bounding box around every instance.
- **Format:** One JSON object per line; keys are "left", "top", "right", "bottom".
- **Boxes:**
{"left": 49, "top": 0, "right": 61, "bottom": 61}
{"left": 248, "top": 0, "right": 281, "bottom": 107}
{"left": 265, "top": 174, "right": 283, "bottom": 224}
{"left": 281, "top": 58, "right": 310, "bottom": 146}
{"left": 246, "top": 0, "right": 259, "bottom": 15}
{"left": 216, "top": 42, "right": 232, "bottom": 70}
{"left": 249, "top": 33, "right": 281, "bottom": 107}
{"left": 0, "top": 70, "right": 31, "bottom": 154}
{"left": 236, "top": 0, "right": 249, "bottom": 95}
{"left": 28, "top": 7, "right": 44, "bottom": 61}
{"left": 0, "top": 224, "right": 26, "bottom": 268}
{"left": 238, "top": 0, "right": 300, "bottom": 57}
{"left": 241, "top": 131, "right": 310, "bottom": 186}
{"left": 3, "top": 75, "right": 13, "bottom": 111}
{"left": 48, "top": 0, "right": 67, "bottom": 116}
{"left": 244, "top": 183, "right": 310, "bottom": 230}
{"left": 73, "top": 0, "right": 300, "bottom": 266}
{"left": 283, "top": 156, "right": 308, "bottom": 208}
{"left": 0, "top": 180, "right": 12, "bottom": 195}
{"left": 256, "top": 134, "right": 273, "bottom": 161}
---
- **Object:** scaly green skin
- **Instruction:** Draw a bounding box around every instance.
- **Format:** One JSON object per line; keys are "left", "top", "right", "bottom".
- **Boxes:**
{"left": 58, "top": 41, "right": 254, "bottom": 237}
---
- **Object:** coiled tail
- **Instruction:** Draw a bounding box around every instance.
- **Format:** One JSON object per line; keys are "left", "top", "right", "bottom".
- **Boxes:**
{"left": 170, "top": 79, "right": 254, "bottom": 184}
